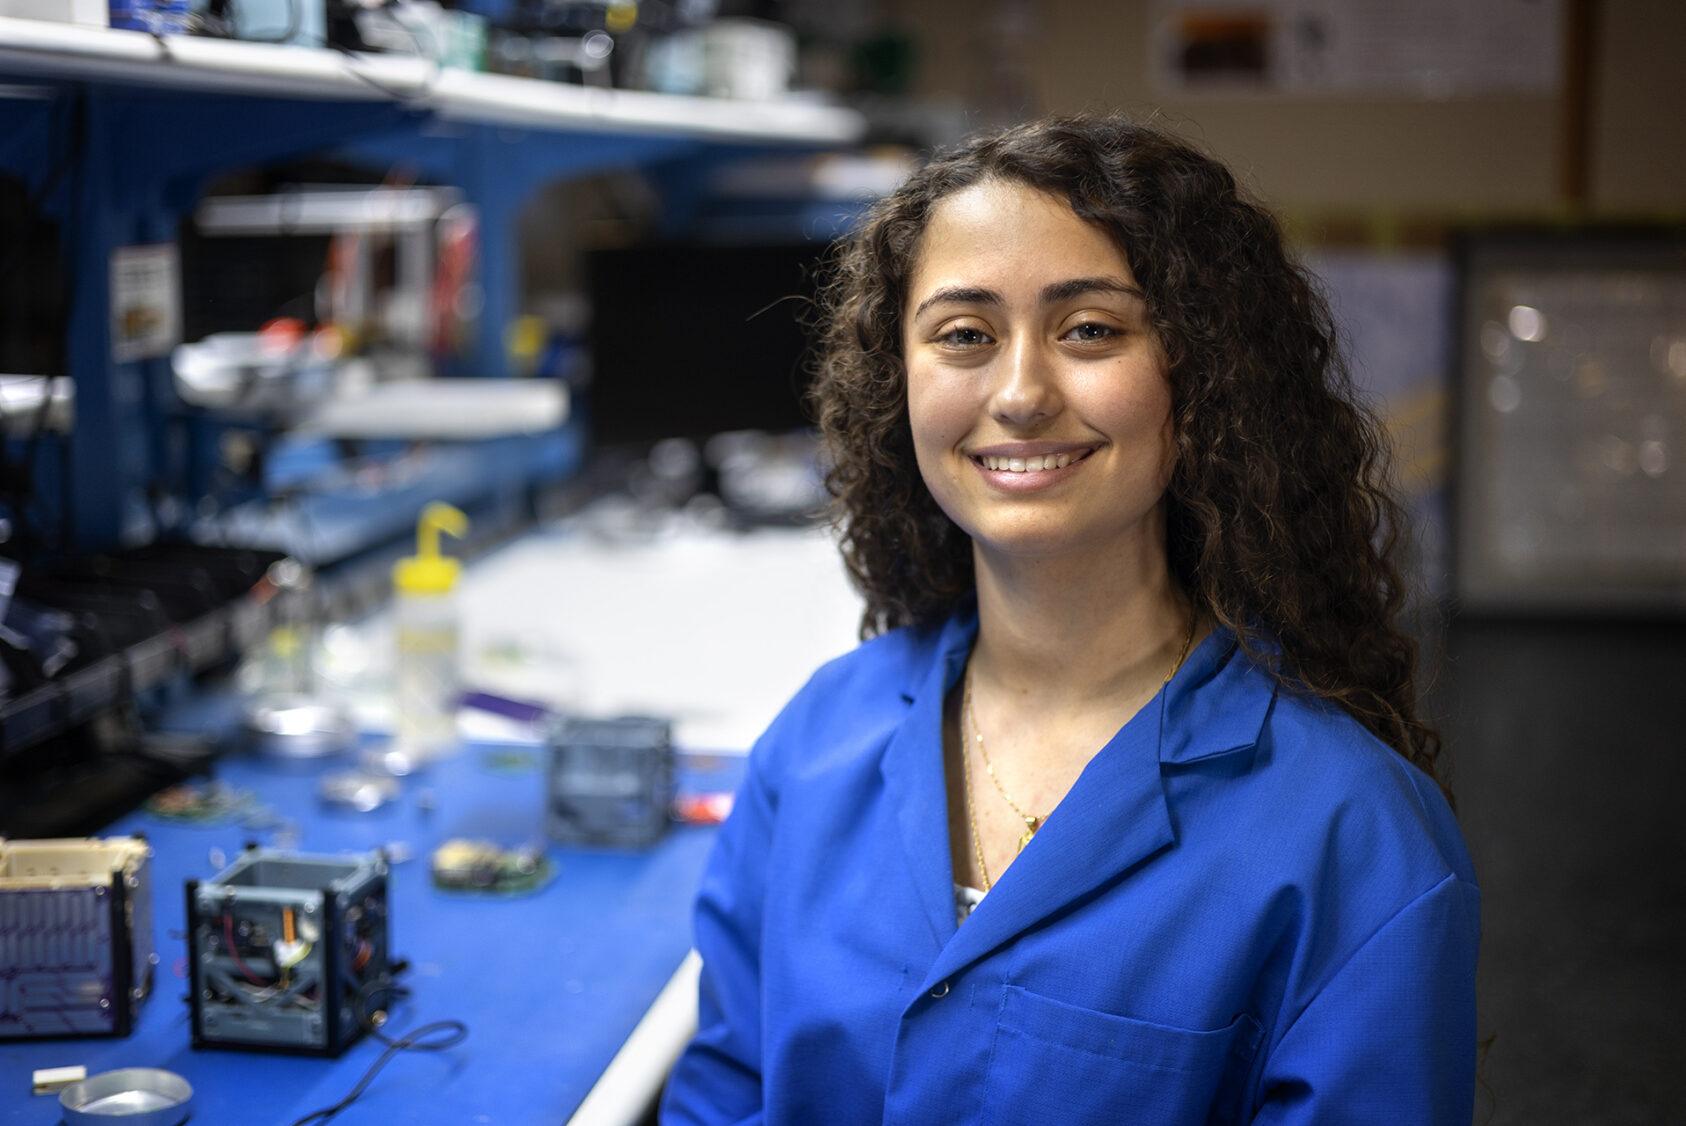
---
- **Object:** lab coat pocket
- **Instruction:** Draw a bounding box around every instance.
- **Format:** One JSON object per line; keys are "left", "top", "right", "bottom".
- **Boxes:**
{"left": 982, "top": 985, "right": 1262, "bottom": 1126}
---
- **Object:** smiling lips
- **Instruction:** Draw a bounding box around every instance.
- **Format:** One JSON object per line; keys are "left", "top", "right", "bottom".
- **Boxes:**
{"left": 967, "top": 445, "right": 1098, "bottom": 490}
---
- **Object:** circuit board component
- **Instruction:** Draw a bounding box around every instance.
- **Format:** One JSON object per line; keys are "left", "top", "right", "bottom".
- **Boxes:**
{"left": 430, "top": 839, "right": 554, "bottom": 895}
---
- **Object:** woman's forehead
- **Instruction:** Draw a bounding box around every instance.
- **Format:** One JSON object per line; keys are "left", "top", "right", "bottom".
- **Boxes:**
{"left": 908, "top": 179, "right": 1137, "bottom": 302}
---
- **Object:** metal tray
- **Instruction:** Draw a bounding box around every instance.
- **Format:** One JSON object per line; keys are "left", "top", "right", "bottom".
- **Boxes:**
{"left": 59, "top": 1068, "right": 192, "bottom": 1125}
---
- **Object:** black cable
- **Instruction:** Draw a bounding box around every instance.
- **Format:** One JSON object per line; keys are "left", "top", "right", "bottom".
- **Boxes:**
{"left": 137, "top": 4, "right": 438, "bottom": 107}
{"left": 308, "top": 0, "right": 447, "bottom": 107}
{"left": 285, "top": 973, "right": 468, "bottom": 1126}
{"left": 322, "top": 38, "right": 440, "bottom": 106}
{"left": 373, "top": 0, "right": 438, "bottom": 62}
{"left": 285, "top": 1019, "right": 468, "bottom": 1125}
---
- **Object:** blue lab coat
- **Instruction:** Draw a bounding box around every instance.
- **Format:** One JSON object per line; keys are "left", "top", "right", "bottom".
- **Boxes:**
{"left": 663, "top": 605, "right": 1480, "bottom": 1125}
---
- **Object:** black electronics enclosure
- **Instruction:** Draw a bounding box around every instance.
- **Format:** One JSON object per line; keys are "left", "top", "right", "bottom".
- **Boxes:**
{"left": 186, "top": 847, "right": 390, "bottom": 1057}
{"left": 547, "top": 715, "right": 674, "bottom": 849}
{"left": 0, "top": 836, "right": 155, "bottom": 1040}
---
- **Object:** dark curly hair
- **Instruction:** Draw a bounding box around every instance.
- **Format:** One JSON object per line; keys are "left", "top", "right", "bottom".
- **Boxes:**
{"left": 809, "top": 114, "right": 1443, "bottom": 789}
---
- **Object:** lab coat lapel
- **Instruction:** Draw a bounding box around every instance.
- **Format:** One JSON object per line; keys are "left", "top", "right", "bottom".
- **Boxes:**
{"left": 918, "top": 627, "right": 1276, "bottom": 992}
{"left": 877, "top": 609, "right": 1280, "bottom": 990}
{"left": 878, "top": 613, "right": 975, "bottom": 953}
{"left": 920, "top": 697, "right": 1173, "bottom": 991}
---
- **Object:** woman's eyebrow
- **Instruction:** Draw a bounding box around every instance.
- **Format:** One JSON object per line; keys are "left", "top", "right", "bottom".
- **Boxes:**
{"left": 912, "top": 286, "right": 1001, "bottom": 320}
{"left": 912, "top": 277, "right": 1145, "bottom": 320}
{"left": 1039, "top": 276, "right": 1146, "bottom": 305}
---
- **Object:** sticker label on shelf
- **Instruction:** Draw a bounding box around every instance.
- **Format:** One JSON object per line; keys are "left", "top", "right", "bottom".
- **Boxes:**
{"left": 110, "top": 243, "right": 181, "bottom": 363}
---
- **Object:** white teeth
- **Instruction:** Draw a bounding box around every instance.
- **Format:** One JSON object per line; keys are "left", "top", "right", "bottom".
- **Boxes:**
{"left": 979, "top": 450, "right": 1090, "bottom": 472}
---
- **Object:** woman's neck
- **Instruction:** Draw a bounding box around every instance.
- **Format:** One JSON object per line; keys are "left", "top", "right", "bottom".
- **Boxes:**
{"left": 969, "top": 531, "right": 1196, "bottom": 715}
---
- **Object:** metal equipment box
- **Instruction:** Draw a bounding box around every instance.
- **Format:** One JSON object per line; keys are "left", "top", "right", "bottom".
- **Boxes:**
{"left": 546, "top": 716, "right": 673, "bottom": 849}
{"left": 0, "top": 836, "right": 156, "bottom": 1040}
{"left": 185, "top": 847, "right": 389, "bottom": 1056}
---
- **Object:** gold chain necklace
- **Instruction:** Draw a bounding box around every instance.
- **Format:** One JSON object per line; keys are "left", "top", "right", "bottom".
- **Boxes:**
{"left": 961, "top": 613, "right": 1198, "bottom": 891}
{"left": 963, "top": 674, "right": 1043, "bottom": 857}
{"left": 959, "top": 698, "right": 996, "bottom": 891}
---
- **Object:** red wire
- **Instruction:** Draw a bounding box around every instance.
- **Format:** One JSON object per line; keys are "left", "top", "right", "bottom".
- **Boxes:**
{"left": 224, "top": 915, "right": 269, "bottom": 985}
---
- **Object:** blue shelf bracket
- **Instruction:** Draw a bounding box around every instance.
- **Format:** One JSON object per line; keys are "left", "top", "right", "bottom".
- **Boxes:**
{"left": 63, "top": 86, "right": 132, "bottom": 550}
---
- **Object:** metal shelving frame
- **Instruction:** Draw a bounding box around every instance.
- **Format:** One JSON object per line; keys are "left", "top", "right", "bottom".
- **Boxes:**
{"left": 0, "top": 19, "right": 863, "bottom": 754}
{"left": 0, "top": 16, "right": 863, "bottom": 552}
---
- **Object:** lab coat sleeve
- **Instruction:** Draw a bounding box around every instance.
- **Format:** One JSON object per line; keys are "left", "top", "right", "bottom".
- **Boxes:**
{"left": 660, "top": 733, "right": 779, "bottom": 1125}
{"left": 1250, "top": 873, "right": 1481, "bottom": 1126}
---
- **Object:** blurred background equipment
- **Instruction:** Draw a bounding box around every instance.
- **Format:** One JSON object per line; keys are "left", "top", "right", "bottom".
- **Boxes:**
{"left": 429, "top": 836, "right": 554, "bottom": 892}
{"left": 384, "top": 501, "right": 468, "bottom": 774}
{"left": 182, "top": 185, "right": 469, "bottom": 392}
{"left": 1454, "top": 228, "right": 1686, "bottom": 613}
{"left": 546, "top": 714, "right": 674, "bottom": 849}
{"left": 0, "top": 835, "right": 155, "bottom": 1040}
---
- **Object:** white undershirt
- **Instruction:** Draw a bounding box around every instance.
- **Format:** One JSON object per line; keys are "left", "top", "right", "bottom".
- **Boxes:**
{"left": 955, "top": 883, "right": 986, "bottom": 924}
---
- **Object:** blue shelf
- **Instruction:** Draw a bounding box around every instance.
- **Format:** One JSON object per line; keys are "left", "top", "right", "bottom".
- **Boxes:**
{"left": 0, "top": 17, "right": 863, "bottom": 552}
{"left": 213, "top": 427, "right": 583, "bottom": 568}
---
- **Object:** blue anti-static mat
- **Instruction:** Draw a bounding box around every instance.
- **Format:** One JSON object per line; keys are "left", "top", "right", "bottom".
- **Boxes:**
{"left": 2, "top": 746, "right": 727, "bottom": 1125}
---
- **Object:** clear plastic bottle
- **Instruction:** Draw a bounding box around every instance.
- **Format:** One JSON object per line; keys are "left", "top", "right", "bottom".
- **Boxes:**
{"left": 385, "top": 502, "right": 469, "bottom": 775}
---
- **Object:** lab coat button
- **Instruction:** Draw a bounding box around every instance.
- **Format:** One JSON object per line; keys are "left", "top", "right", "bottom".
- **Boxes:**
{"left": 929, "top": 981, "right": 950, "bottom": 999}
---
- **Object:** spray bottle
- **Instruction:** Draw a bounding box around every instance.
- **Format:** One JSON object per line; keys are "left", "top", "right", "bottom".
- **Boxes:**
{"left": 386, "top": 502, "right": 469, "bottom": 774}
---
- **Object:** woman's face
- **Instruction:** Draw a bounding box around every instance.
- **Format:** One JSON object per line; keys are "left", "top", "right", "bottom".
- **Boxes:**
{"left": 902, "top": 178, "right": 1174, "bottom": 566}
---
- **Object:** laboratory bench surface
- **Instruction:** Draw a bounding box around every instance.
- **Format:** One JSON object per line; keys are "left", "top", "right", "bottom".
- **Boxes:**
{"left": 2, "top": 518, "right": 864, "bottom": 1123}
{"left": 1, "top": 740, "right": 734, "bottom": 1125}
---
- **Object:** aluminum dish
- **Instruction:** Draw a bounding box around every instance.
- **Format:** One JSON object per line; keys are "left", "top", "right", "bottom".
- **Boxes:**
{"left": 58, "top": 1068, "right": 192, "bottom": 1125}
{"left": 243, "top": 694, "right": 357, "bottom": 762}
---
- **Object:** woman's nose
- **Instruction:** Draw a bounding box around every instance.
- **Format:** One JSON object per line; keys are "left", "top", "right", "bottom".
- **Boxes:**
{"left": 989, "top": 335, "right": 1061, "bottom": 426}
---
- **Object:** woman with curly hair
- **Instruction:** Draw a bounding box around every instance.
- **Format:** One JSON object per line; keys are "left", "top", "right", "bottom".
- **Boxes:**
{"left": 663, "top": 115, "right": 1479, "bottom": 1125}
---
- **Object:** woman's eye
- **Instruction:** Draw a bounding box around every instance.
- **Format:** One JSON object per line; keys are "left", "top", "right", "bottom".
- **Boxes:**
{"left": 937, "top": 326, "right": 992, "bottom": 349}
{"left": 1064, "top": 322, "right": 1121, "bottom": 343}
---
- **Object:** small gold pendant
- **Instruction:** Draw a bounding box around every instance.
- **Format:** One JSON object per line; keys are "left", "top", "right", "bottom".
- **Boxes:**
{"left": 1016, "top": 816, "right": 1041, "bottom": 853}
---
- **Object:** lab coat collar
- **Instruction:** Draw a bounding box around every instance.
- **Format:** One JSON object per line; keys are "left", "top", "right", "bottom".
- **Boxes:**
{"left": 879, "top": 610, "right": 977, "bottom": 952}
{"left": 879, "top": 601, "right": 1279, "bottom": 990}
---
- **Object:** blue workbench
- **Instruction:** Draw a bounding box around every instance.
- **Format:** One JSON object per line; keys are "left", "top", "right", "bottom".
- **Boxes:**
{"left": 2, "top": 741, "right": 729, "bottom": 1124}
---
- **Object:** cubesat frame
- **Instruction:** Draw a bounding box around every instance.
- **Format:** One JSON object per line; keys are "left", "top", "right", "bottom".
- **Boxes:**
{"left": 185, "top": 846, "right": 390, "bottom": 1056}
{"left": 0, "top": 836, "right": 156, "bottom": 1040}
{"left": 547, "top": 715, "right": 674, "bottom": 849}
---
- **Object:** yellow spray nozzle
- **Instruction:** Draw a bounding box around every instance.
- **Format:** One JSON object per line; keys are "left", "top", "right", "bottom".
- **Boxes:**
{"left": 396, "top": 502, "right": 470, "bottom": 596}
{"left": 416, "top": 501, "right": 469, "bottom": 560}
